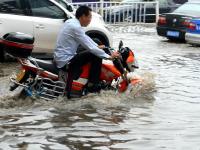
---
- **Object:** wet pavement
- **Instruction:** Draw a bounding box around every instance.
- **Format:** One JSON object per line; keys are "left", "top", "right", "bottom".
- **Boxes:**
{"left": 0, "top": 25, "right": 200, "bottom": 150}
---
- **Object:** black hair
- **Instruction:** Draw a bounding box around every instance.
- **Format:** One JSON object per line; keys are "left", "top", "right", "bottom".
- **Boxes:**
{"left": 75, "top": 6, "right": 92, "bottom": 19}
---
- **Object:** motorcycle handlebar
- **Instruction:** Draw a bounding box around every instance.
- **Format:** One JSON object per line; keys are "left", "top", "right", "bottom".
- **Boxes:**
{"left": 103, "top": 47, "right": 114, "bottom": 55}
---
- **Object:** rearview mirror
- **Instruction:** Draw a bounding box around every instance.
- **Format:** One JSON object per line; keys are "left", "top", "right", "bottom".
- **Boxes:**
{"left": 119, "top": 40, "right": 123, "bottom": 50}
{"left": 67, "top": 5, "right": 74, "bottom": 12}
{"left": 67, "top": 5, "right": 73, "bottom": 12}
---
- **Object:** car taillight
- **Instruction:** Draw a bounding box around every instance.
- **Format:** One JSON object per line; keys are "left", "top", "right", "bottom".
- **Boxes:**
{"left": 188, "top": 22, "right": 196, "bottom": 30}
{"left": 158, "top": 16, "right": 166, "bottom": 25}
{"left": 183, "top": 20, "right": 196, "bottom": 30}
{"left": 183, "top": 20, "right": 190, "bottom": 27}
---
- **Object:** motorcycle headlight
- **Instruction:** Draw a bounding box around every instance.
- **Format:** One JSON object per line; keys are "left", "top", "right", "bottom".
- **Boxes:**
{"left": 126, "top": 51, "right": 139, "bottom": 72}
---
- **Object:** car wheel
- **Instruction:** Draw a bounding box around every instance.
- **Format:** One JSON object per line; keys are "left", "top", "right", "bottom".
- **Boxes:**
{"left": 88, "top": 33, "right": 109, "bottom": 46}
{"left": 77, "top": 37, "right": 106, "bottom": 53}
{"left": 86, "top": 30, "right": 110, "bottom": 46}
{"left": 92, "top": 37, "right": 104, "bottom": 45}
{"left": 77, "top": 33, "right": 109, "bottom": 53}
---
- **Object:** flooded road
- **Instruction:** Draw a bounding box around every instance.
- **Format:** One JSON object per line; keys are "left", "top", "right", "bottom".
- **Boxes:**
{"left": 0, "top": 25, "right": 200, "bottom": 150}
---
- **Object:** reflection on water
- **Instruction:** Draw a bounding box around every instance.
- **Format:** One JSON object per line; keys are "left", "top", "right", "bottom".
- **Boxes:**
{"left": 0, "top": 26, "right": 200, "bottom": 149}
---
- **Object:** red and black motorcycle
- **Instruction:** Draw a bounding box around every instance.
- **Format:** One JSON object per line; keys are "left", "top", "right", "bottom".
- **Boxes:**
{"left": 0, "top": 32, "right": 141, "bottom": 100}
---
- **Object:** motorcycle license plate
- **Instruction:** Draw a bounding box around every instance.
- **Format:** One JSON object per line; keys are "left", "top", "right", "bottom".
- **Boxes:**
{"left": 16, "top": 69, "right": 26, "bottom": 82}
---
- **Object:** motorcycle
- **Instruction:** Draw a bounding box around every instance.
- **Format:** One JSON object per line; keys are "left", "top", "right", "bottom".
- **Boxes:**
{"left": 0, "top": 32, "right": 141, "bottom": 100}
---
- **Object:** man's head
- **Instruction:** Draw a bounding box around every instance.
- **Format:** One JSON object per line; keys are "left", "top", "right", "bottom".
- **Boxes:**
{"left": 75, "top": 6, "right": 92, "bottom": 27}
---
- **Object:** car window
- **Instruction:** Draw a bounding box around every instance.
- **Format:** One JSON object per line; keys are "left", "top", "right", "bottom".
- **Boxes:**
{"left": 55, "top": 0, "right": 68, "bottom": 8}
{"left": 54, "top": 0, "right": 73, "bottom": 12}
{"left": 158, "top": 0, "right": 168, "bottom": 6}
{"left": 28, "top": 0, "right": 66, "bottom": 19}
{"left": 174, "top": 3, "right": 200, "bottom": 17}
{"left": 0, "top": 0, "right": 25, "bottom": 15}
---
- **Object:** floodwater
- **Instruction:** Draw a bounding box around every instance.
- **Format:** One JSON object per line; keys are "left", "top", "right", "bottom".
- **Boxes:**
{"left": 0, "top": 25, "right": 200, "bottom": 150}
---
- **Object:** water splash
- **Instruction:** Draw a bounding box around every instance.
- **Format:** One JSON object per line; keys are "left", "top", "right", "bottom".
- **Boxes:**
{"left": 126, "top": 71, "right": 156, "bottom": 99}
{"left": 0, "top": 70, "right": 156, "bottom": 110}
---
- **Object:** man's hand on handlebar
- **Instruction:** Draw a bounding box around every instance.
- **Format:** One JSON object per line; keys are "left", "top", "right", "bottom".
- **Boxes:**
{"left": 99, "top": 46, "right": 120, "bottom": 60}
{"left": 109, "top": 51, "right": 120, "bottom": 60}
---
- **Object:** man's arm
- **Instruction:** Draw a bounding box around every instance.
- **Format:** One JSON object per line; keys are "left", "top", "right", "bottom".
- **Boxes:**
{"left": 74, "top": 27, "right": 110, "bottom": 59}
{"left": 86, "top": 35, "right": 98, "bottom": 46}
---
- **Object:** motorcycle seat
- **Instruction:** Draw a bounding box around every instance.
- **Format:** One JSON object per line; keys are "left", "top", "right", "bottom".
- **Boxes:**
{"left": 30, "top": 58, "right": 59, "bottom": 75}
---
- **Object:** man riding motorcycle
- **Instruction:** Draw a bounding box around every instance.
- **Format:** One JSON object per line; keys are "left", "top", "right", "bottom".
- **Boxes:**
{"left": 54, "top": 6, "right": 119, "bottom": 96}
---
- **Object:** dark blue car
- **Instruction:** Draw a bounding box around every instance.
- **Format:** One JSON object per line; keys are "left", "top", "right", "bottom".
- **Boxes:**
{"left": 157, "top": 2, "right": 200, "bottom": 42}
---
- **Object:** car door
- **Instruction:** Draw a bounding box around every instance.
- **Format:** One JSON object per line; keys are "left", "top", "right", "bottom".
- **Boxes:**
{"left": 0, "top": 0, "right": 33, "bottom": 39}
{"left": 27, "top": 0, "right": 68, "bottom": 53}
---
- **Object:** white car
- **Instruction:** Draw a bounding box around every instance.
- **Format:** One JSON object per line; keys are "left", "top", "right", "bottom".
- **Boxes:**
{"left": 0, "top": 0, "right": 113, "bottom": 61}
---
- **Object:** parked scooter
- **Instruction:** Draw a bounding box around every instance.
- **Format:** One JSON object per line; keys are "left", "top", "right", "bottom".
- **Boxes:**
{"left": 0, "top": 32, "right": 141, "bottom": 100}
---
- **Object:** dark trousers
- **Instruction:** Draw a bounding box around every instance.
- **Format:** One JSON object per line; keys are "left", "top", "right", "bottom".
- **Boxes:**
{"left": 61, "top": 51, "right": 102, "bottom": 97}
{"left": 69, "top": 51, "right": 102, "bottom": 84}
